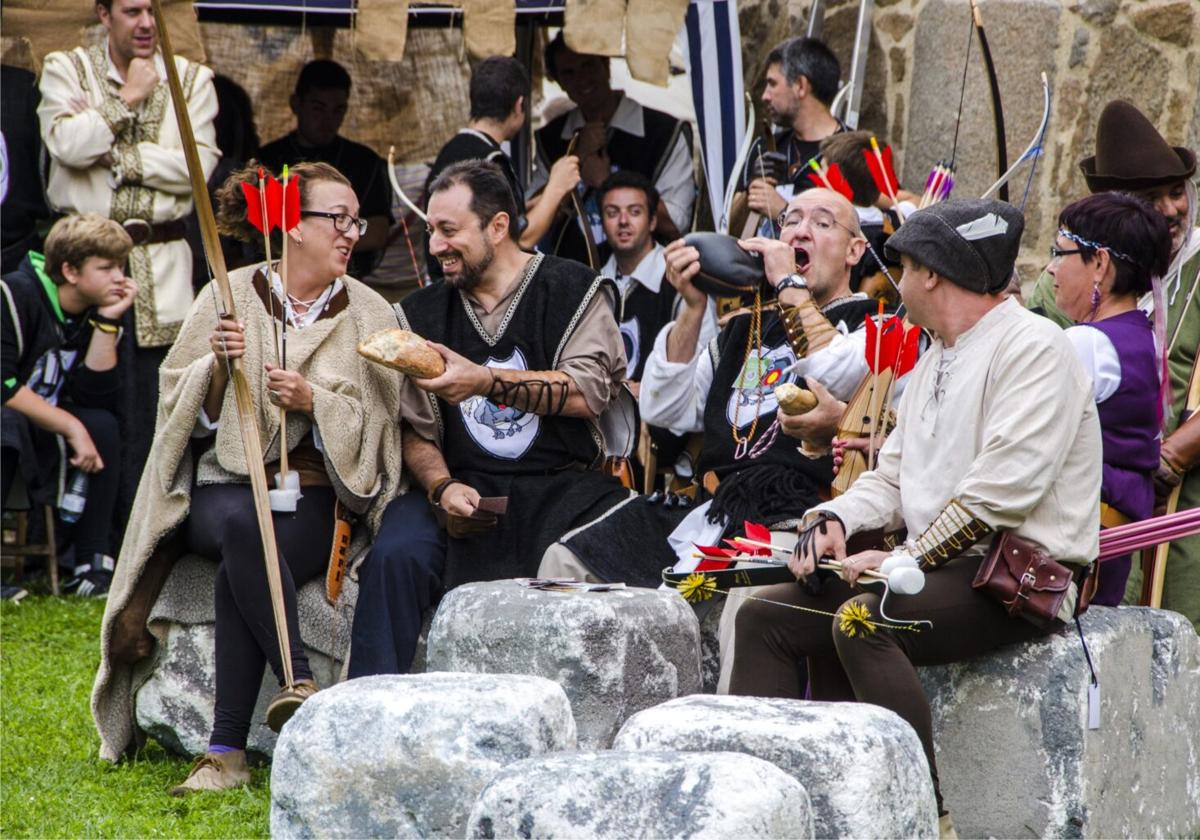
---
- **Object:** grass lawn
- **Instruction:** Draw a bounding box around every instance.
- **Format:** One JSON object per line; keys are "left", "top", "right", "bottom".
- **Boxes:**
{"left": 1, "top": 597, "right": 270, "bottom": 838}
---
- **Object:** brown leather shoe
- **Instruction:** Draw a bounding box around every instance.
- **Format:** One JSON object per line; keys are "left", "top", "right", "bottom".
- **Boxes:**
{"left": 266, "top": 679, "right": 319, "bottom": 733}
{"left": 169, "top": 750, "right": 250, "bottom": 796}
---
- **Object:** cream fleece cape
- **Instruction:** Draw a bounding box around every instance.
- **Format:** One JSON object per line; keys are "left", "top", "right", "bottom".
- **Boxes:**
{"left": 90, "top": 265, "right": 402, "bottom": 762}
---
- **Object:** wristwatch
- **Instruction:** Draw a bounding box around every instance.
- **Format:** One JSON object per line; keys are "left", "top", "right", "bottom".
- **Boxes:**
{"left": 775, "top": 273, "right": 809, "bottom": 293}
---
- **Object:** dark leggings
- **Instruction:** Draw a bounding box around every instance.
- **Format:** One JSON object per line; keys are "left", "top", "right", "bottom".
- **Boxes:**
{"left": 729, "top": 556, "right": 1055, "bottom": 813}
{"left": 0, "top": 405, "right": 120, "bottom": 563}
{"left": 186, "top": 483, "right": 335, "bottom": 749}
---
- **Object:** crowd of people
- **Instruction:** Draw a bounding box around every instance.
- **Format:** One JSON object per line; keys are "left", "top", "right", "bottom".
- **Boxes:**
{"left": 2, "top": 0, "right": 1198, "bottom": 831}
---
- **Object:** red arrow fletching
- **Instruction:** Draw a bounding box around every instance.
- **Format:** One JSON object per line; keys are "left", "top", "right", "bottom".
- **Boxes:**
{"left": 241, "top": 181, "right": 266, "bottom": 233}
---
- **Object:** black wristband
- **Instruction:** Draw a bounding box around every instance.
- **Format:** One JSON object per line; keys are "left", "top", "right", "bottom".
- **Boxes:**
{"left": 90, "top": 312, "right": 123, "bottom": 327}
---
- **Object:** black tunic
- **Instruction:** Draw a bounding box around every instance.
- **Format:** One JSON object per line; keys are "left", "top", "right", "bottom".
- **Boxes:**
{"left": 615, "top": 275, "right": 678, "bottom": 382}
{"left": 400, "top": 254, "right": 629, "bottom": 586}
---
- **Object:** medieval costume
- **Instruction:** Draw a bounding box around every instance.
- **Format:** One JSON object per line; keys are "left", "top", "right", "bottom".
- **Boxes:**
{"left": 559, "top": 292, "right": 881, "bottom": 588}
{"left": 730, "top": 201, "right": 1102, "bottom": 820}
{"left": 90, "top": 264, "right": 401, "bottom": 762}
{"left": 348, "top": 253, "right": 631, "bottom": 677}
{"left": 38, "top": 40, "right": 220, "bottom": 522}
{"left": 531, "top": 94, "right": 694, "bottom": 263}
{"left": 1025, "top": 101, "right": 1200, "bottom": 626}
{"left": 1067, "top": 313, "right": 1159, "bottom": 605}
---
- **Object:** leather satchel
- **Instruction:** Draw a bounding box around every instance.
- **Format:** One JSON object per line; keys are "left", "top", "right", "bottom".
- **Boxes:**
{"left": 972, "top": 531, "right": 1076, "bottom": 626}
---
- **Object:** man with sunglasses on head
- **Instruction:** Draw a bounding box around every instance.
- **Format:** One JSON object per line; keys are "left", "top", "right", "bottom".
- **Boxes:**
{"left": 1025, "top": 99, "right": 1200, "bottom": 628}
{"left": 347, "top": 160, "right": 632, "bottom": 678}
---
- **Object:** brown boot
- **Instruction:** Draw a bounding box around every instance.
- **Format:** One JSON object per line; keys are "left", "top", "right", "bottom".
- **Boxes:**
{"left": 266, "top": 679, "right": 319, "bottom": 733}
{"left": 169, "top": 750, "right": 250, "bottom": 796}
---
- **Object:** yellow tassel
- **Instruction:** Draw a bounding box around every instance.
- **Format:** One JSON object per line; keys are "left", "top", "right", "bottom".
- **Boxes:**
{"left": 677, "top": 573, "right": 718, "bottom": 603}
{"left": 838, "top": 601, "right": 877, "bottom": 637}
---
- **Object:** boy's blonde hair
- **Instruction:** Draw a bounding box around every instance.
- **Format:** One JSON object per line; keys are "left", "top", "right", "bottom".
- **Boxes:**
{"left": 43, "top": 214, "right": 133, "bottom": 285}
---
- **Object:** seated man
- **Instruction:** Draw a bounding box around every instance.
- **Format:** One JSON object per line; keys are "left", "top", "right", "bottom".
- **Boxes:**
{"left": 550, "top": 188, "right": 884, "bottom": 590}
{"left": 259, "top": 60, "right": 393, "bottom": 279}
{"left": 530, "top": 32, "right": 695, "bottom": 264}
{"left": 424, "top": 56, "right": 580, "bottom": 282}
{"left": 1, "top": 214, "right": 137, "bottom": 597}
{"left": 348, "top": 161, "right": 632, "bottom": 677}
{"left": 598, "top": 169, "right": 717, "bottom": 489}
{"left": 730, "top": 37, "right": 844, "bottom": 238}
{"left": 731, "top": 199, "right": 1101, "bottom": 836}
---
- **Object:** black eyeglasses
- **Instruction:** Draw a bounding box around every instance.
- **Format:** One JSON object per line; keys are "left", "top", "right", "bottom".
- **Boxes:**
{"left": 301, "top": 211, "right": 368, "bottom": 236}
{"left": 1049, "top": 246, "right": 1084, "bottom": 260}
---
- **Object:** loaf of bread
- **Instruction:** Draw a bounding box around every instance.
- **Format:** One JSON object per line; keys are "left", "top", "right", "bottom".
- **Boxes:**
{"left": 357, "top": 328, "right": 445, "bottom": 378}
{"left": 774, "top": 383, "right": 818, "bottom": 415}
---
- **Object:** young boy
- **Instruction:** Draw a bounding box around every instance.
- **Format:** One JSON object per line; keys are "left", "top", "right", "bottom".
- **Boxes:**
{"left": 1, "top": 214, "right": 136, "bottom": 597}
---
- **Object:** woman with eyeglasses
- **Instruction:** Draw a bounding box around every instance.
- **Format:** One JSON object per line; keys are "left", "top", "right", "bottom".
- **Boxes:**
{"left": 93, "top": 160, "right": 401, "bottom": 793}
{"left": 1047, "top": 191, "right": 1173, "bottom": 605}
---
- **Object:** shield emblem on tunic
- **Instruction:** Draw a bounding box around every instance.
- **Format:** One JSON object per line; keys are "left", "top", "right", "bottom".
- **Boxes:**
{"left": 618, "top": 316, "right": 640, "bottom": 379}
{"left": 459, "top": 347, "right": 541, "bottom": 460}
{"left": 725, "top": 342, "right": 798, "bottom": 428}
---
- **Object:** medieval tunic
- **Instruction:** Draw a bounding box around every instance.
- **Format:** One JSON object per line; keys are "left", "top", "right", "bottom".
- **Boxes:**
{"left": 1067, "top": 311, "right": 1159, "bottom": 605}
{"left": 399, "top": 253, "right": 631, "bottom": 587}
{"left": 815, "top": 298, "right": 1101, "bottom": 579}
{"left": 38, "top": 42, "right": 219, "bottom": 349}
{"left": 563, "top": 295, "right": 881, "bottom": 586}
{"left": 90, "top": 264, "right": 401, "bottom": 761}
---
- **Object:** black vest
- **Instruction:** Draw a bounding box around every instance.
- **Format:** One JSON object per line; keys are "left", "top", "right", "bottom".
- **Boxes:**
{"left": 401, "top": 255, "right": 610, "bottom": 476}
{"left": 537, "top": 100, "right": 688, "bottom": 263}
{"left": 615, "top": 276, "right": 677, "bottom": 381}
{"left": 699, "top": 295, "right": 881, "bottom": 478}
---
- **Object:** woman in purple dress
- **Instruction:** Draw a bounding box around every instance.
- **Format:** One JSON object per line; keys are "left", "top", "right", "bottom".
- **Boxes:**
{"left": 1048, "top": 192, "right": 1173, "bottom": 605}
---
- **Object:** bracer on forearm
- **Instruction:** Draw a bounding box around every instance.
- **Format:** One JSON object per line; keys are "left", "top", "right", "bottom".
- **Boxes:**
{"left": 778, "top": 300, "right": 838, "bottom": 358}
{"left": 906, "top": 498, "right": 993, "bottom": 570}
{"left": 487, "top": 372, "right": 571, "bottom": 416}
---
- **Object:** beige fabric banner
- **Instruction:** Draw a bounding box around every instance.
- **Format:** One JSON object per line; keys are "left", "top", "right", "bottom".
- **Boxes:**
{"left": 353, "top": 0, "right": 408, "bottom": 63}
{"left": 623, "top": 0, "right": 687, "bottom": 87}
{"left": 462, "top": 0, "right": 515, "bottom": 59}
{"left": 1, "top": 0, "right": 204, "bottom": 73}
{"left": 563, "top": 0, "right": 626, "bottom": 58}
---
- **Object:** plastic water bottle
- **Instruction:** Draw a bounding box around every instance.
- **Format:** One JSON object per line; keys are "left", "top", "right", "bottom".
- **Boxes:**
{"left": 60, "top": 470, "right": 88, "bottom": 524}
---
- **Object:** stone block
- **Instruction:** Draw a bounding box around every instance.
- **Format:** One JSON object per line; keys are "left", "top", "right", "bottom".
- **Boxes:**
{"left": 133, "top": 553, "right": 351, "bottom": 758}
{"left": 466, "top": 750, "right": 815, "bottom": 839}
{"left": 134, "top": 622, "right": 340, "bottom": 759}
{"left": 921, "top": 606, "right": 1200, "bottom": 839}
{"left": 426, "top": 582, "right": 702, "bottom": 747}
{"left": 270, "top": 672, "right": 577, "bottom": 839}
{"left": 613, "top": 695, "right": 938, "bottom": 838}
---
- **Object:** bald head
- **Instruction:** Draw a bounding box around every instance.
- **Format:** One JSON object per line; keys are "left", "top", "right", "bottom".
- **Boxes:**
{"left": 787, "top": 188, "right": 862, "bottom": 237}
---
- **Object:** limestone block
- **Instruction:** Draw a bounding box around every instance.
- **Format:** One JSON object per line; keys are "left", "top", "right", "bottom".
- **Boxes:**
{"left": 921, "top": 606, "right": 1200, "bottom": 839}
{"left": 613, "top": 695, "right": 938, "bottom": 839}
{"left": 270, "top": 673, "right": 577, "bottom": 839}
{"left": 466, "top": 750, "right": 815, "bottom": 839}
{"left": 426, "top": 582, "right": 702, "bottom": 747}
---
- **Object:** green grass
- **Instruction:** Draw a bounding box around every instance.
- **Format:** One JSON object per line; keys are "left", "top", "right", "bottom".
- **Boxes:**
{"left": 1, "top": 597, "right": 270, "bottom": 838}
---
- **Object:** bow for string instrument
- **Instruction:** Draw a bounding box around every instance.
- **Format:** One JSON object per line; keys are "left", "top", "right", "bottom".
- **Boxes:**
{"left": 151, "top": 0, "right": 295, "bottom": 689}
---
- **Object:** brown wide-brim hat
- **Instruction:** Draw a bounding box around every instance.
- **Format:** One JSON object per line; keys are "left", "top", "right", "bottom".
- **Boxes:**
{"left": 1079, "top": 99, "right": 1197, "bottom": 193}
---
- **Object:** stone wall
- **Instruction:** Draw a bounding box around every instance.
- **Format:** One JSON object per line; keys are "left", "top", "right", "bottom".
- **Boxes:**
{"left": 737, "top": 0, "right": 1200, "bottom": 279}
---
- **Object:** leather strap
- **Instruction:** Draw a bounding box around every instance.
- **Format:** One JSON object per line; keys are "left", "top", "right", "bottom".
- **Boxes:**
{"left": 1099, "top": 503, "right": 1131, "bottom": 530}
{"left": 122, "top": 218, "right": 187, "bottom": 245}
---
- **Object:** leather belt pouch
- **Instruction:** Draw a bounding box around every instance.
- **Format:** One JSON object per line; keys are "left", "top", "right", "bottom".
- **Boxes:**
{"left": 972, "top": 531, "right": 1073, "bottom": 626}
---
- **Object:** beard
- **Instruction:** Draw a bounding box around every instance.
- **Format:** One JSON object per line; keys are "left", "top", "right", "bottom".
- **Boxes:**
{"left": 441, "top": 239, "right": 495, "bottom": 291}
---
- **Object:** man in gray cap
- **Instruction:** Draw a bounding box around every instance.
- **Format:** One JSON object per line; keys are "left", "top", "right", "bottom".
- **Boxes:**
{"left": 728, "top": 199, "right": 1103, "bottom": 838}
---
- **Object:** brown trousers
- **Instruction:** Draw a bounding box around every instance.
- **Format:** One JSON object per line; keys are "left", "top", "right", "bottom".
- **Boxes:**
{"left": 728, "top": 555, "right": 1058, "bottom": 812}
